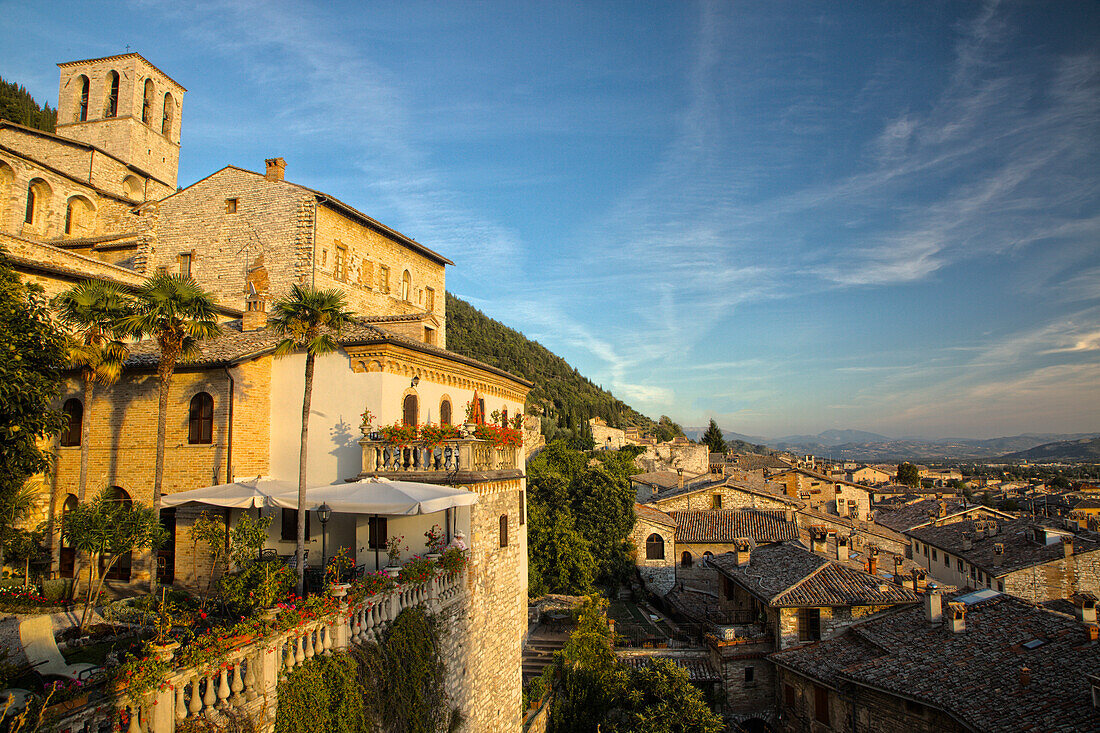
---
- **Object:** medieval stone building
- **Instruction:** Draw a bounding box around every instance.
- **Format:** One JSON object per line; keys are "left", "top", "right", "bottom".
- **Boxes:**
{"left": 2, "top": 53, "right": 528, "bottom": 732}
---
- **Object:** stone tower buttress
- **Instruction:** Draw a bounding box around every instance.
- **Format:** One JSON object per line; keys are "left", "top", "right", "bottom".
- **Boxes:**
{"left": 55, "top": 53, "right": 185, "bottom": 190}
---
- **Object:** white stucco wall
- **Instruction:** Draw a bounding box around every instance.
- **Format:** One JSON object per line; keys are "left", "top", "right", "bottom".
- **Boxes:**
{"left": 268, "top": 349, "right": 526, "bottom": 485}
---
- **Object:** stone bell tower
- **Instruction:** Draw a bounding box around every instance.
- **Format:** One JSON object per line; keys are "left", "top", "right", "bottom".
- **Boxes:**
{"left": 55, "top": 53, "right": 185, "bottom": 190}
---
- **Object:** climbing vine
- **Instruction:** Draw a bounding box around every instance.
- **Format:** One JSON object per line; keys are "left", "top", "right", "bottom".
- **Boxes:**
{"left": 274, "top": 607, "right": 455, "bottom": 733}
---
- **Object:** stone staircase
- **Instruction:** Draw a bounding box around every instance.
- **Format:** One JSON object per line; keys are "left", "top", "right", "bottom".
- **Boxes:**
{"left": 522, "top": 629, "right": 568, "bottom": 682}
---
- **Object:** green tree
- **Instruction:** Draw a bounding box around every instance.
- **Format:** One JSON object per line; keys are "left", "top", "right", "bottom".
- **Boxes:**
{"left": 62, "top": 487, "right": 165, "bottom": 631}
{"left": 0, "top": 483, "right": 38, "bottom": 574}
{"left": 0, "top": 251, "right": 65, "bottom": 561}
{"left": 122, "top": 274, "right": 220, "bottom": 590}
{"left": 54, "top": 279, "right": 132, "bottom": 501}
{"left": 528, "top": 503, "right": 594, "bottom": 595}
{"left": 896, "top": 462, "right": 921, "bottom": 488}
{"left": 269, "top": 285, "right": 352, "bottom": 593}
{"left": 654, "top": 415, "right": 685, "bottom": 443}
{"left": 700, "top": 419, "right": 726, "bottom": 455}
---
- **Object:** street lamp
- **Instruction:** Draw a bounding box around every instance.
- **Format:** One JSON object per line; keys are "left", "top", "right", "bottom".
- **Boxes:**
{"left": 318, "top": 502, "right": 332, "bottom": 581}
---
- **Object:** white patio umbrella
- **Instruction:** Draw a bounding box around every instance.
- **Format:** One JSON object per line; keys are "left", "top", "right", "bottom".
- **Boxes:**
{"left": 160, "top": 476, "right": 300, "bottom": 509}
{"left": 298, "top": 477, "right": 479, "bottom": 515}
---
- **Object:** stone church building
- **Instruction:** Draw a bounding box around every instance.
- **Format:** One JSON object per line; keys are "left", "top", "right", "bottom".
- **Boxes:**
{"left": 1, "top": 53, "right": 528, "bottom": 732}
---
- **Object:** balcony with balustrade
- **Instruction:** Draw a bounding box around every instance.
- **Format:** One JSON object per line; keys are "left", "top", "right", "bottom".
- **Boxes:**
{"left": 358, "top": 434, "right": 522, "bottom": 485}
{"left": 42, "top": 569, "right": 468, "bottom": 733}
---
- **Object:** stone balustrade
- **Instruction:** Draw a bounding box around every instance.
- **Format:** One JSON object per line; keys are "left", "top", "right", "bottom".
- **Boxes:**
{"left": 358, "top": 436, "right": 520, "bottom": 482}
{"left": 46, "top": 570, "right": 466, "bottom": 733}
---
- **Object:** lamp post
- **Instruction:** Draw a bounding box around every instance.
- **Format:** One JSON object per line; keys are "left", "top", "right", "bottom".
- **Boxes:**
{"left": 318, "top": 502, "right": 331, "bottom": 584}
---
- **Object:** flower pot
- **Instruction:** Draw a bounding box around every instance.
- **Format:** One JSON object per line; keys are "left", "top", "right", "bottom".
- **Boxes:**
{"left": 329, "top": 583, "right": 351, "bottom": 599}
{"left": 383, "top": 566, "right": 401, "bottom": 578}
{"left": 262, "top": 607, "right": 282, "bottom": 622}
{"left": 149, "top": 640, "right": 179, "bottom": 662}
{"left": 426, "top": 553, "right": 442, "bottom": 561}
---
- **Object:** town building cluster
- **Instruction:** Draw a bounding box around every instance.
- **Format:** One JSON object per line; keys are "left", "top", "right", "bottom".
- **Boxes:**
{"left": 620, "top": 442, "right": 1100, "bottom": 729}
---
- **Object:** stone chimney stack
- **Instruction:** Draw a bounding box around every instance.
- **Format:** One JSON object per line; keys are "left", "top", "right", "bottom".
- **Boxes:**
{"left": 735, "top": 539, "right": 751, "bottom": 567}
{"left": 836, "top": 535, "right": 849, "bottom": 562}
{"left": 1073, "top": 593, "right": 1098, "bottom": 624}
{"left": 961, "top": 533, "right": 973, "bottom": 551}
{"left": 914, "top": 568, "right": 928, "bottom": 592}
{"left": 265, "top": 157, "right": 286, "bottom": 181}
{"left": 924, "top": 590, "right": 942, "bottom": 624}
{"left": 1019, "top": 667, "right": 1031, "bottom": 687}
{"left": 947, "top": 602, "right": 966, "bottom": 633}
{"left": 866, "top": 556, "right": 878, "bottom": 576}
{"left": 811, "top": 529, "right": 827, "bottom": 554}
{"left": 242, "top": 291, "right": 268, "bottom": 331}
{"left": 785, "top": 508, "right": 796, "bottom": 523}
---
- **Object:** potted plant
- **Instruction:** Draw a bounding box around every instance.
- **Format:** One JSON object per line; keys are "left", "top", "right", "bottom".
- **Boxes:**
{"left": 359, "top": 408, "right": 375, "bottom": 436}
{"left": 424, "top": 524, "right": 446, "bottom": 559}
{"left": 148, "top": 593, "right": 180, "bottom": 661}
{"left": 326, "top": 546, "right": 355, "bottom": 597}
{"left": 463, "top": 400, "right": 477, "bottom": 432}
{"left": 383, "top": 535, "right": 406, "bottom": 577}
{"left": 378, "top": 422, "right": 419, "bottom": 444}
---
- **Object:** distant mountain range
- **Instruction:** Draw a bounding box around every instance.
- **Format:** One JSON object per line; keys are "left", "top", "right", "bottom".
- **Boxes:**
{"left": 683, "top": 427, "right": 1100, "bottom": 463}
{"left": 999, "top": 437, "right": 1100, "bottom": 462}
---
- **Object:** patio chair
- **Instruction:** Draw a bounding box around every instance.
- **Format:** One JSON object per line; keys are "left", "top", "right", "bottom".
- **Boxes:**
{"left": 286, "top": 550, "right": 308, "bottom": 569}
{"left": 18, "top": 615, "right": 98, "bottom": 681}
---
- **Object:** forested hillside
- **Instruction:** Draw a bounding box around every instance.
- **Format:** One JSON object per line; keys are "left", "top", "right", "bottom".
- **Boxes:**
{"left": 446, "top": 293, "right": 669, "bottom": 436}
{"left": 0, "top": 78, "right": 56, "bottom": 132}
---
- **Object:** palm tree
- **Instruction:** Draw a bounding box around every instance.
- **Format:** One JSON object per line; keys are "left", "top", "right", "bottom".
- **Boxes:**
{"left": 54, "top": 279, "right": 132, "bottom": 501}
{"left": 122, "top": 273, "right": 221, "bottom": 590}
{"left": 269, "top": 284, "right": 352, "bottom": 593}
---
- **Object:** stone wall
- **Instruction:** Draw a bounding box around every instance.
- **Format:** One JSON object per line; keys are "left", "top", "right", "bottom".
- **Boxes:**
{"left": 775, "top": 604, "right": 895, "bottom": 651}
{"left": 652, "top": 484, "right": 795, "bottom": 513}
{"left": 313, "top": 204, "right": 447, "bottom": 345}
{"left": 635, "top": 440, "right": 708, "bottom": 475}
{"left": 462, "top": 478, "right": 526, "bottom": 733}
{"left": 775, "top": 666, "right": 964, "bottom": 733}
{"left": 1002, "top": 550, "right": 1100, "bottom": 603}
{"left": 0, "top": 145, "right": 145, "bottom": 240}
{"left": 709, "top": 638, "right": 775, "bottom": 721}
{"left": 589, "top": 418, "right": 625, "bottom": 450}
{"left": 1, "top": 233, "right": 146, "bottom": 302}
{"left": 631, "top": 516, "right": 675, "bottom": 596}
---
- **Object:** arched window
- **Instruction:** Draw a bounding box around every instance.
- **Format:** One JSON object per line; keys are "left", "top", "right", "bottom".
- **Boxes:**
{"left": 103, "top": 487, "right": 132, "bottom": 580}
{"left": 402, "top": 394, "right": 418, "bottom": 427}
{"left": 702, "top": 551, "right": 713, "bottom": 567}
{"left": 65, "top": 196, "right": 94, "bottom": 236}
{"left": 123, "top": 175, "right": 143, "bottom": 200}
{"left": 59, "top": 494, "right": 78, "bottom": 578}
{"left": 499, "top": 514, "right": 509, "bottom": 548}
{"left": 105, "top": 71, "right": 119, "bottom": 118}
{"left": 60, "top": 398, "right": 83, "bottom": 447}
{"left": 440, "top": 399, "right": 452, "bottom": 427}
{"left": 681, "top": 551, "right": 693, "bottom": 568}
{"left": 162, "top": 92, "right": 174, "bottom": 135}
{"left": 24, "top": 179, "right": 50, "bottom": 228}
{"left": 142, "top": 79, "right": 154, "bottom": 124}
{"left": 400, "top": 270, "right": 411, "bottom": 301}
{"left": 501, "top": 408, "right": 508, "bottom": 426}
{"left": 78, "top": 75, "right": 89, "bottom": 121}
{"left": 646, "top": 533, "right": 664, "bottom": 560}
{"left": 188, "top": 392, "right": 214, "bottom": 444}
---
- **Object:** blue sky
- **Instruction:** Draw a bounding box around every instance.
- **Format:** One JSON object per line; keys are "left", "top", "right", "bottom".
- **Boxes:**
{"left": 4, "top": 1, "right": 1099, "bottom": 439}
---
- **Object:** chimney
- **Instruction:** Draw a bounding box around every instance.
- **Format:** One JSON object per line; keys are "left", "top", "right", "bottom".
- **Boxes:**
{"left": 924, "top": 590, "right": 942, "bottom": 623}
{"left": 677, "top": 468, "right": 684, "bottom": 490}
{"left": 914, "top": 568, "right": 928, "bottom": 591}
{"left": 866, "top": 556, "right": 877, "bottom": 576}
{"left": 735, "top": 539, "right": 752, "bottom": 567}
{"left": 811, "top": 529, "right": 827, "bottom": 554}
{"left": 937, "top": 500, "right": 947, "bottom": 518}
{"left": 1064, "top": 537, "right": 1075, "bottom": 558}
{"left": 1073, "top": 593, "right": 1098, "bottom": 624}
{"left": 947, "top": 602, "right": 966, "bottom": 633}
{"left": 961, "top": 533, "right": 973, "bottom": 551}
{"left": 1088, "top": 625, "right": 1099, "bottom": 643}
{"left": 242, "top": 291, "right": 268, "bottom": 331}
{"left": 265, "top": 157, "right": 286, "bottom": 181}
{"left": 785, "top": 508, "right": 796, "bottom": 523}
{"left": 993, "top": 542, "right": 1004, "bottom": 555}
{"left": 836, "top": 535, "right": 849, "bottom": 563}
{"left": 1019, "top": 667, "right": 1031, "bottom": 687}
{"left": 987, "top": 522, "right": 998, "bottom": 537}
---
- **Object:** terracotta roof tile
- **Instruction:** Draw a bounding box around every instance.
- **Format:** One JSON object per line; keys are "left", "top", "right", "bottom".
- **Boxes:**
{"left": 670, "top": 509, "right": 799, "bottom": 544}
{"left": 771, "top": 593, "right": 1100, "bottom": 733}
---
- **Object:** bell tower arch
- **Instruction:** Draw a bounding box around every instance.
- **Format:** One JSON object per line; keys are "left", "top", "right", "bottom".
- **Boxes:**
{"left": 55, "top": 53, "right": 185, "bottom": 190}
